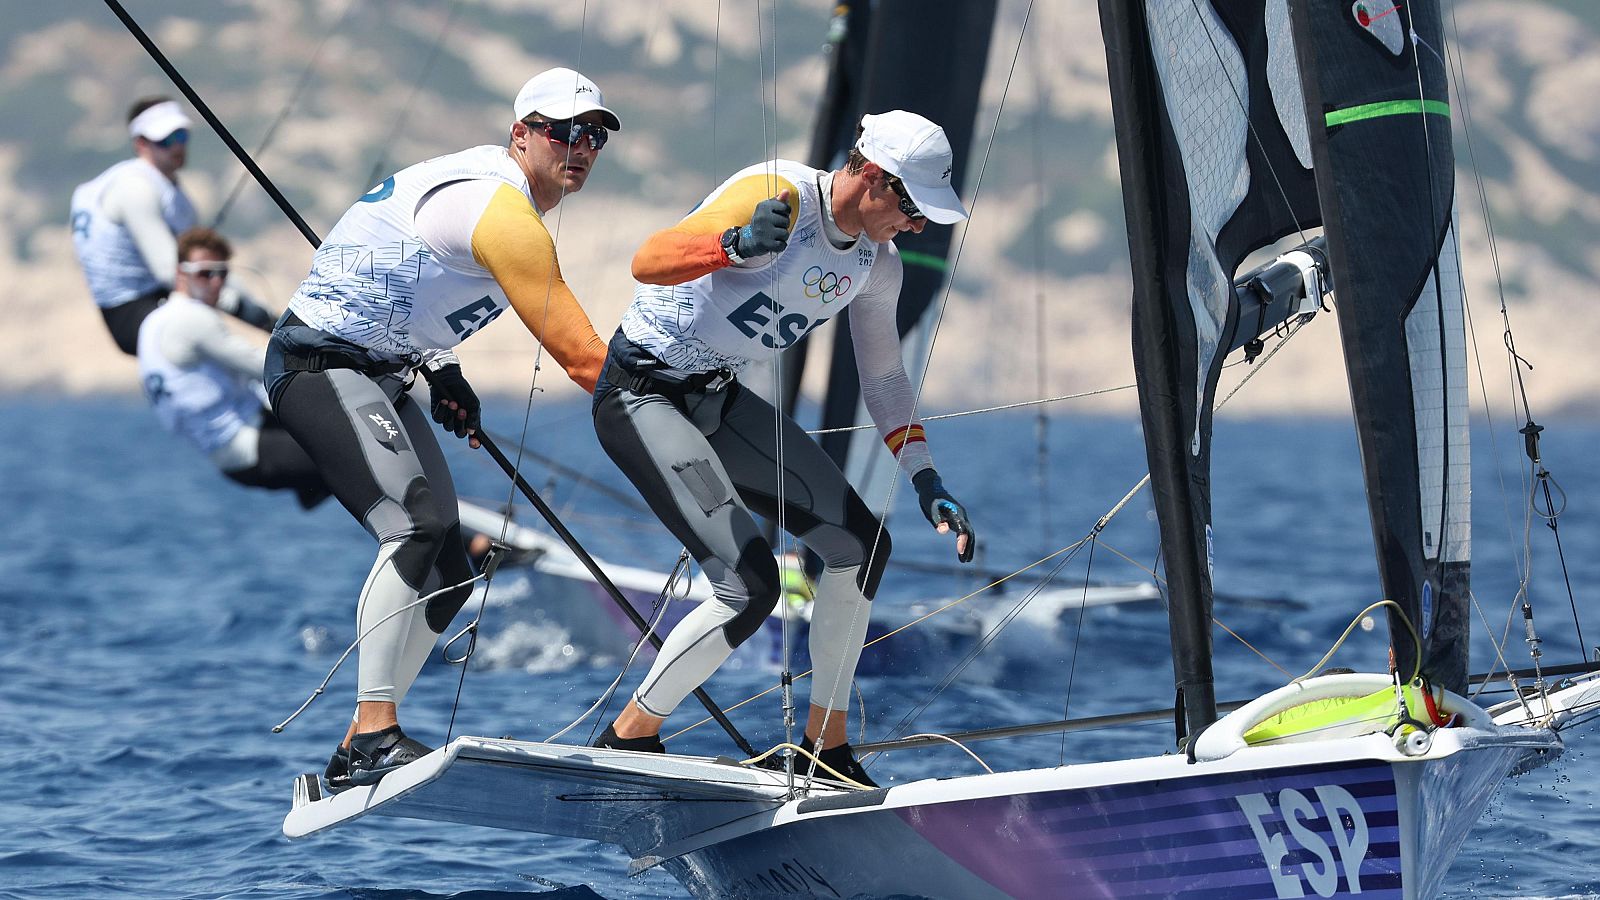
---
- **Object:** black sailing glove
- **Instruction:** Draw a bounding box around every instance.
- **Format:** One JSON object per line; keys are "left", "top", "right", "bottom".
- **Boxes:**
{"left": 421, "top": 363, "right": 480, "bottom": 441}
{"left": 734, "top": 196, "right": 792, "bottom": 259}
{"left": 913, "top": 468, "right": 976, "bottom": 563}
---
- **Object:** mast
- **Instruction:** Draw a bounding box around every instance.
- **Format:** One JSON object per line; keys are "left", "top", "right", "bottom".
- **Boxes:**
{"left": 1289, "top": 0, "right": 1470, "bottom": 691}
{"left": 1099, "top": 0, "right": 1322, "bottom": 742}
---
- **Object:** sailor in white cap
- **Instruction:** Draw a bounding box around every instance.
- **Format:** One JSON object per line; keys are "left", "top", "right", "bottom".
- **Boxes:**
{"left": 590, "top": 110, "right": 977, "bottom": 786}
{"left": 264, "top": 67, "right": 620, "bottom": 789}
{"left": 69, "top": 96, "right": 275, "bottom": 354}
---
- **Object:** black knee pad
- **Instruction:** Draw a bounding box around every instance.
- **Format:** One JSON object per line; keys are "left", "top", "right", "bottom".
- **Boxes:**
{"left": 723, "top": 538, "right": 781, "bottom": 648}
{"left": 857, "top": 525, "right": 891, "bottom": 600}
{"left": 425, "top": 522, "right": 474, "bottom": 633}
{"left": 841, "top": 501, "right": 892, "bottom": 600}
{"left": 390, "top": 476, "right": 449, "bottom": 590}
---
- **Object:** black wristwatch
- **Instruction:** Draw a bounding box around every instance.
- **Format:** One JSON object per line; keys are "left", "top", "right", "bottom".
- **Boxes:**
{"left": 720, "top": 227, "right": 745, "bottom": 266}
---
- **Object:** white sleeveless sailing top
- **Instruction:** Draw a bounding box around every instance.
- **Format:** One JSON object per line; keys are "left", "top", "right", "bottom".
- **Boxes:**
{"left": 70, "top": 159, "right": 198, "bottom": 308}
{"left": 287, "top": 145, "right": 532, "bottom": 362}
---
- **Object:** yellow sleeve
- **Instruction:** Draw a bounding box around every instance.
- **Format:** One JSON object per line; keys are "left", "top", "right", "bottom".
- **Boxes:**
{"left": 631, "top": 174, "right": 801, "bottom": 286}
{"left": 471, "top": 183, "right": 606, "bottom": 393}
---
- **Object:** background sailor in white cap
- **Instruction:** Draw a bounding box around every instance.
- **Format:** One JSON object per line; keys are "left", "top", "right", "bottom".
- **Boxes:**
{"left": 263, "top": 67, "right": 620, "bottom": 789}
{"left": 69, "top": 96, "right": 274, "bottom": 355}
{"left": 590, "top": 110, "right": 977, "bottom": 786}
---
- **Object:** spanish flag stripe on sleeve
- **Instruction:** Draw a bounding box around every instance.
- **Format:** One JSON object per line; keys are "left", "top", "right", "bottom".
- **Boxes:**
{"left": 885, "top": 424, "right": 926, "bottom": 456}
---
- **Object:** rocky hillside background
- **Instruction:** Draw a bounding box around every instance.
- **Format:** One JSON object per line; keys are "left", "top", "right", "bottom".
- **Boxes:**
{"left": 2, "top": 0, "right": 1596, "bottom": 420}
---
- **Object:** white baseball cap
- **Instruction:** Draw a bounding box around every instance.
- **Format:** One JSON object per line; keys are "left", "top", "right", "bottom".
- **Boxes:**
{"left": 855, "top": 111, "right": 967, "bottom": 224}
{"left": 513, "top": 67, "right": 621, "bottom": 131}
{"left": 128, "top": 100, "right": 193, "bottom": 142}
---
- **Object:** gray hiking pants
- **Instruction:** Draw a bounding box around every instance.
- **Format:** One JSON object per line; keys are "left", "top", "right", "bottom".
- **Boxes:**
{"left": 594, "top": 380, "right": 891, "bottom": 718}
{"left": 268, "top": 361, "right": 474, "bottom": 707}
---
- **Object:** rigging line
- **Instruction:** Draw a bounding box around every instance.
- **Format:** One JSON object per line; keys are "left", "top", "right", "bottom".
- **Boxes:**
{"left": 495, "top": 5, "right": 596, "bottom": 565}
{"left": 1442, "top": 13, "right": 1528, "bottom": 596}
{"left": 546, "top": 552, "right": 689, "bottom": 744}
{"left": 850, "top": 0, "right": 1039, "bottom": 605}
{"left": 804, "top": 318, "right": 1291, "bottom": 436}
{"left": 363, "top": 0, "right": 464, "bottom": 189}
{"left": 1438, "top": 16, "right": 1585, "bottom": 667}
{"left": 1183, "top": 0, "right": 1313, "bottom": 250}
{"left": 461, "top": 4, "right": 599, "bottom": 720}
{"left": 1466, "top": 588, "right": 1539, "bottom": 709}
{"left": 273, "top": 573, "right": 488, "bottom": 733}
{"left": 1058, "top": 539, "right": 1099, "bottom": 766}
{"left": 1292, "top": 600, "right": 1422, "bottom": 685}
{"left": 213, "top": 0, "right": 364, "bottom": 228}
{"left": 884, "top": 541, "right": 1088, "bottom": 745}
{"left": 826, "top": 0, "right": 1044, "bottom": 761}
{"left": 664, "top": 537, "right": 1094, "bottom": 742}
{"left": 1029, "top": 1, "right": 1051, "bottom": 559}
{"left": 751, "top": 0, "right": 801, "bottom": 761}
{"left": 100, "top": 0, "right": 320, "bottom": 248}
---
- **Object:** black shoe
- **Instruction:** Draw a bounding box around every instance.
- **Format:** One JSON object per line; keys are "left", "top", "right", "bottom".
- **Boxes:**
{"left": 323, "top": 744, "right": 352, "bottom": 794}
{"left": 800, "top": 736, "right": 878, "bottom": 788}
{"left": 347, "top": 725, "right": 433, "bottom": 786}
{"left": 593, "top": 724, "right": 665, "bottom": 753}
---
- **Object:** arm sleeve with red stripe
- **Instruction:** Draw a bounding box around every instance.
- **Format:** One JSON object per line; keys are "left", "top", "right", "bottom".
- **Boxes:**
{"left": 631, "top": 174, "right": 801, "bottom": 286}
{"left": 847, "top": 245, "right": 934, "bottom": 477}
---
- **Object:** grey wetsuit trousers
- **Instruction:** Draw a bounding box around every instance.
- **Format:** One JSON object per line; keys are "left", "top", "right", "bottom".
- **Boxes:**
{"left": 269, "top": 366, "right": 474, "bottom": 706}
{"left": 594, "top": 381, "right": 891, "bottom": 718}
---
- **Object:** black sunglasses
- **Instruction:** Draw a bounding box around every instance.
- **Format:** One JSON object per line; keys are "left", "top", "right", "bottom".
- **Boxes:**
{"left": 526, "top": 118, "right": 609, "bottom": 151}
{"left": 884, "top": 174, "right": 925, "bottom": 221}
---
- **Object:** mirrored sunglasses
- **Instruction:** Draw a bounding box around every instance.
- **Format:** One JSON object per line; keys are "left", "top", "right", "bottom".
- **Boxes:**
{"left": 179, "top": 261, "right": 229, "bottom": 279}
{"left": 529, "top": 119, "right": 609, "bottom": 151}
{"left": 153, "top": 129, "right": 190, "bottom": 149}
{"left": 884, "top": 174, "right": 925, "bottom": 221}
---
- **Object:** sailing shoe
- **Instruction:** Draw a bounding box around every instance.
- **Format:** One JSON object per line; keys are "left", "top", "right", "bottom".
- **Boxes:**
{"left": 346, "top": 725, "right": 433, "bottom": 786}
{"left": 323, "top": 744, "right": 352, "bottom": 794}
{"left": 593, "top": 724, "right": 665, "bottom": 753}
{"left": 800, "top": 737, "right": 879, "bottom": 788}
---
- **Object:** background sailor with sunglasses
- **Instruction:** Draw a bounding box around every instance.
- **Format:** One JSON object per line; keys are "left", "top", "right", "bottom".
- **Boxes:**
{"left": 136, "top": 227, "right": 331, "bottom": 509}
{"left": 70, "top": 97, "right": 274, "bottom": 355}
{"left": 264, "top": 68, "right": 618, "bottom": 789}
{"left": 590, "top": 111, "right": 977, "bottom": 786}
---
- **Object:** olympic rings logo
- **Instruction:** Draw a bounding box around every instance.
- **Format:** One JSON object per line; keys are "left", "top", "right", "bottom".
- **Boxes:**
{"left": 802, "top": 266, "right": 852, "bottom": 303}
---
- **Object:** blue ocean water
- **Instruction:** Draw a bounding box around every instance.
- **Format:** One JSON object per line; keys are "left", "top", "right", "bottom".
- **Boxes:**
{"left": 2, "top": 395, "right": 1598, "bottom": 899}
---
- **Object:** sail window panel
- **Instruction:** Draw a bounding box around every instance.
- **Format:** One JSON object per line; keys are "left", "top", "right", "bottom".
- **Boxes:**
{"left": 1405, "top": 219, "right": 1471, "bottom": 565}
{"left": 1264, "top": 0, "right": 1313, "bottom": 170}
{"left": 1144, "top": 0, "right": 1251, "bottom": 452}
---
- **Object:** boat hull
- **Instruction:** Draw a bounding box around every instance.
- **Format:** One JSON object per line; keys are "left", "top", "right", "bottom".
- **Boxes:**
{"left": 663, "top": 728, "right": 1557, "bottom": 900}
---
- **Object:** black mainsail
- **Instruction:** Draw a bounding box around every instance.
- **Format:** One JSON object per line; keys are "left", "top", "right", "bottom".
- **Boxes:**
{"left": 1290, "top": 0, "right": 1470, "bottom": 691}
{"left": 1099, "top": 0, "right": 1323, "bottom": 740}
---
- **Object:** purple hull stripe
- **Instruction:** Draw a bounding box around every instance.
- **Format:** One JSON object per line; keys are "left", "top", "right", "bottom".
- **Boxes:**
{"left": 895, "top": 759, "right": 1402, "bottom": 899}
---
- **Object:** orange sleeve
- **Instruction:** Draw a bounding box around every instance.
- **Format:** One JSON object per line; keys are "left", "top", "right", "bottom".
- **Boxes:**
{"left": 631, "top": 174, "right": 801, "bottom": 286}
{"left": 471, "top": 184, "right": 606, "bottom": 393}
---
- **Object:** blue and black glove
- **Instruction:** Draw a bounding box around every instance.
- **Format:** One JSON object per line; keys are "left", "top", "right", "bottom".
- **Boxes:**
{"left": 913, "top": 468, "right": 976, "bottom": 563}
{"left": 727, "top": 195, "right": 792, "bottom": 261}
{"left": 421, "top": 363, "right": 480, "bottom": 441}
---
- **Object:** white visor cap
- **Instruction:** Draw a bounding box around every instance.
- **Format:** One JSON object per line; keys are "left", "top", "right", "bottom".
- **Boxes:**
{"left": 513, "top": 67, "right": 621, "bottom": 131}
{"left": 855, "top": 110, "right": 967, "bottom": 224}
{"left": 129, "top": 101, "right": 193, "bottom": 142}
